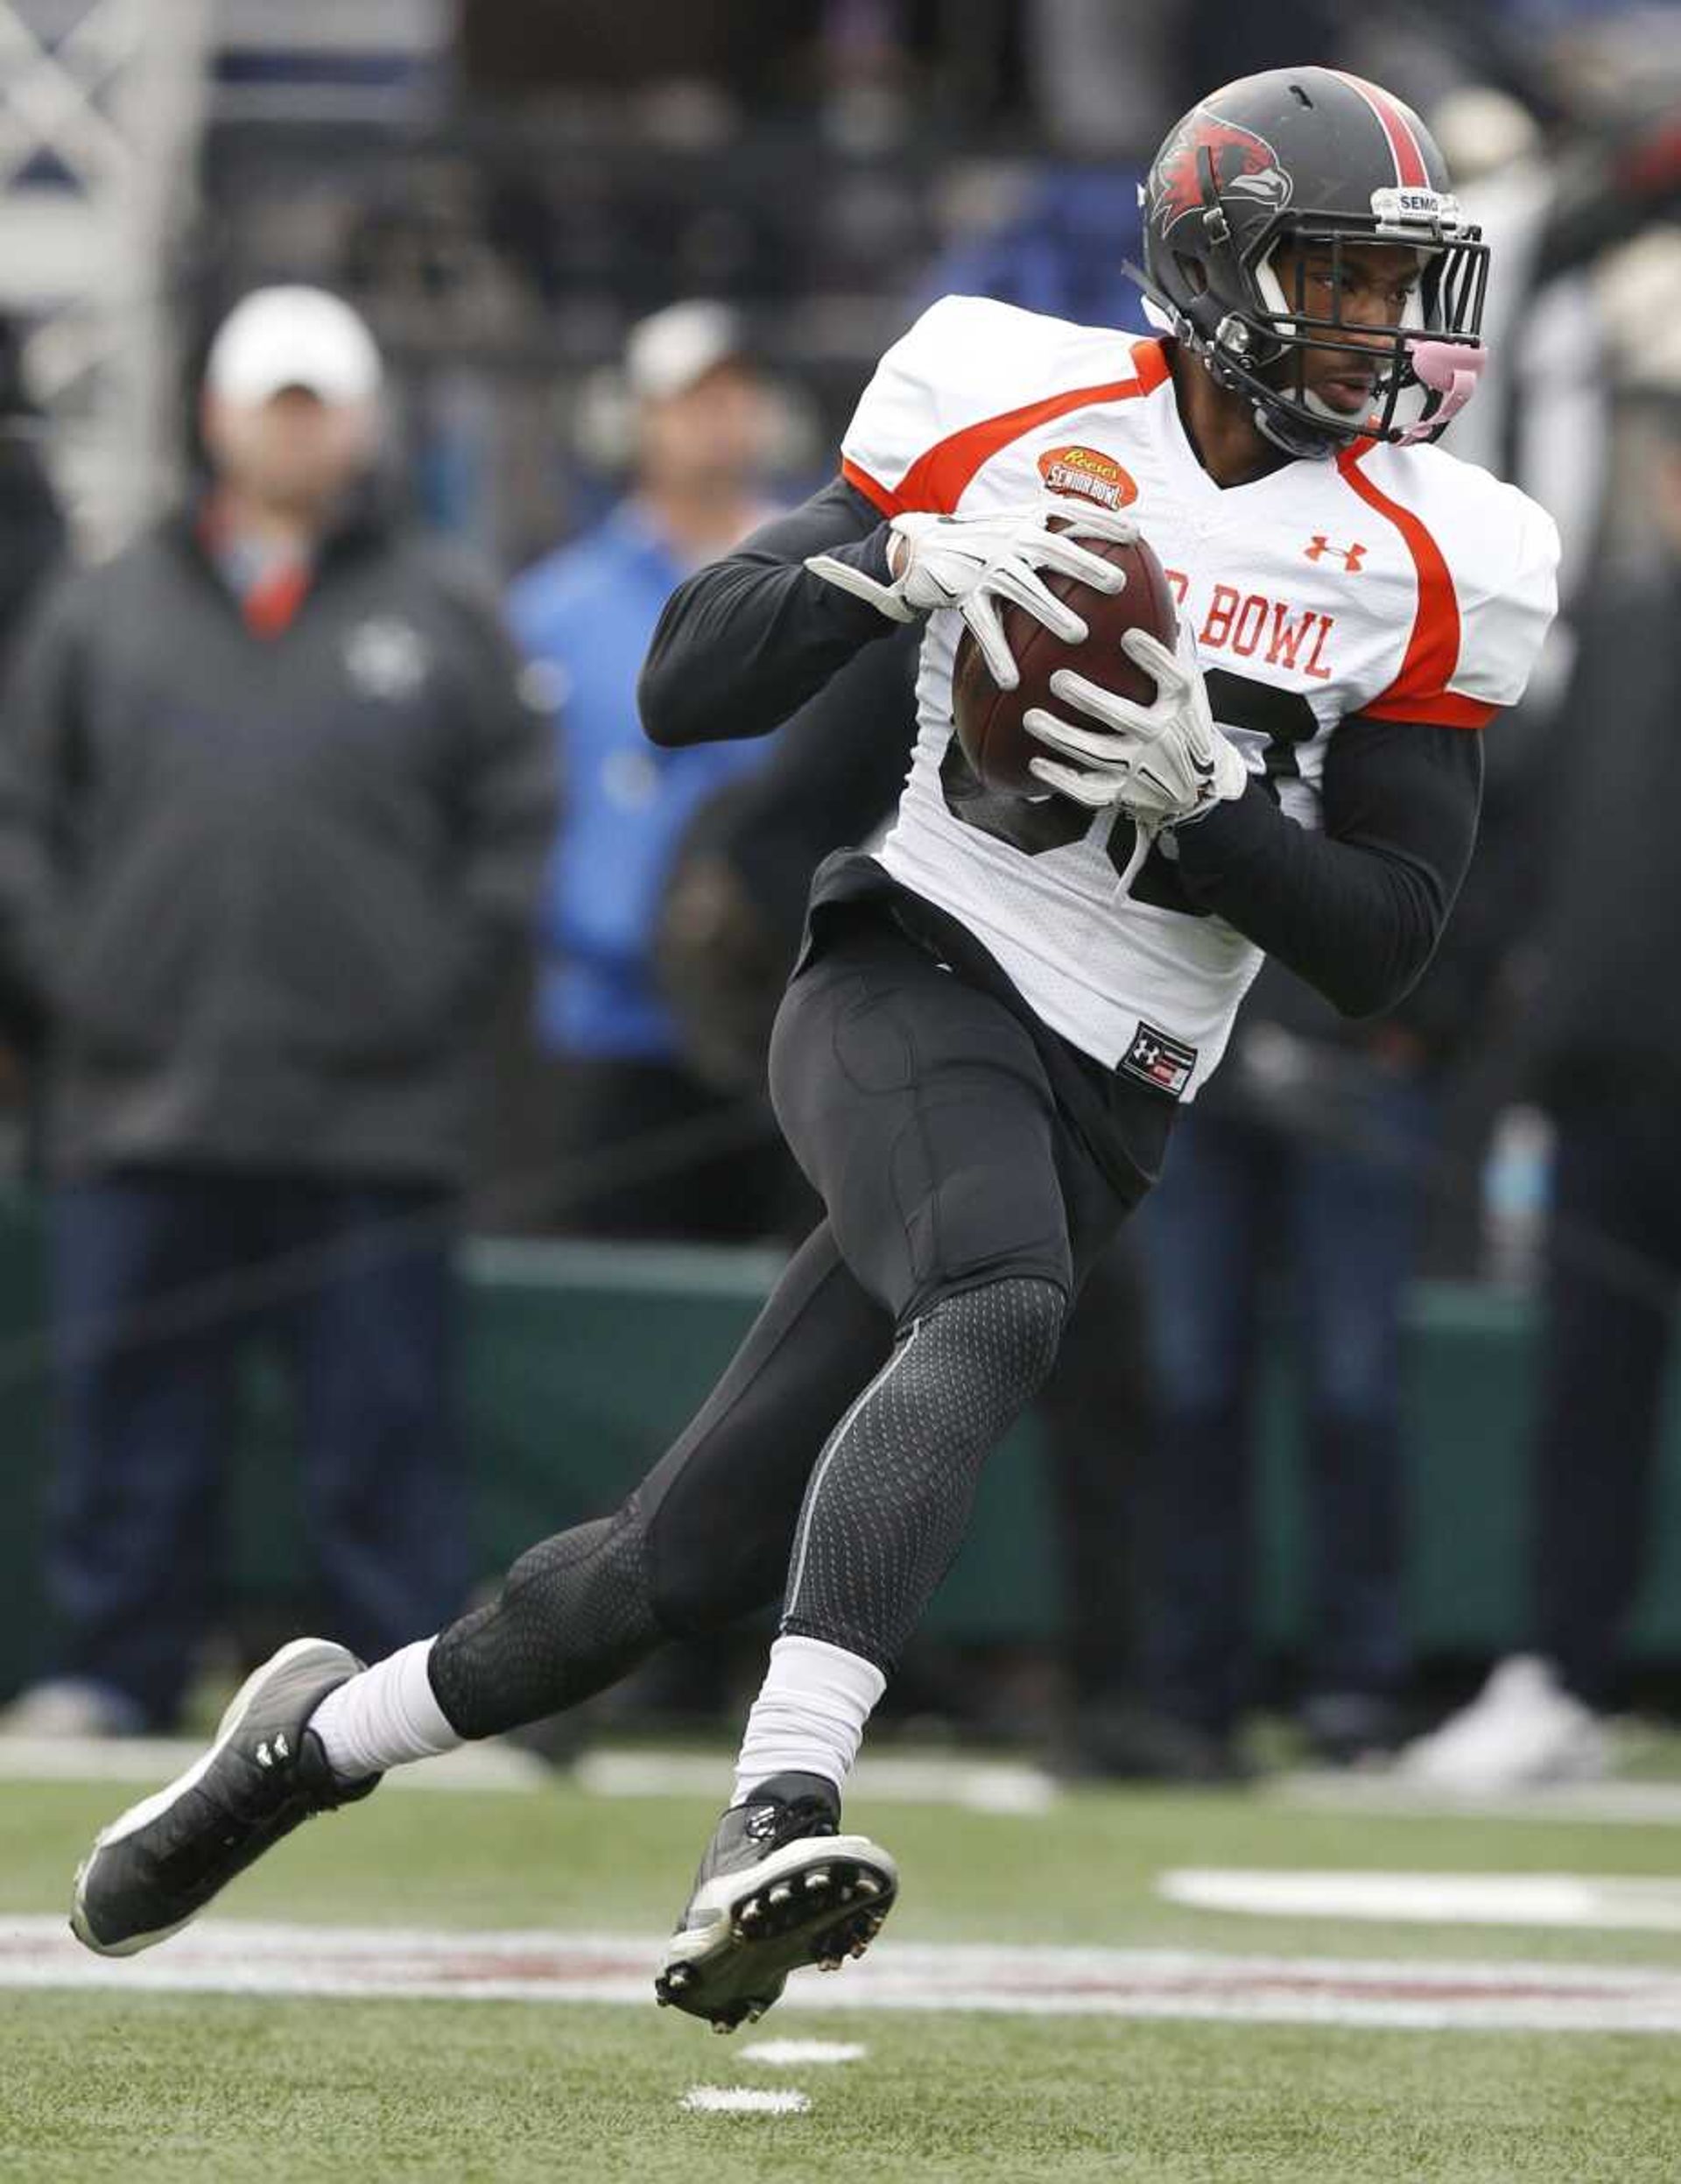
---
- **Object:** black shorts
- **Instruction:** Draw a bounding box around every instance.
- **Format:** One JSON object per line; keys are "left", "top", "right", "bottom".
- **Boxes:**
{"left": 768, "top": 858, "right": 1177, "bottom": 1328}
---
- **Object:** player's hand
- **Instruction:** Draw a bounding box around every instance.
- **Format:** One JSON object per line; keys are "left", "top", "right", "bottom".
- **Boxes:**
{"left": 805, "top": 501, "right": 1138, "bottom": 691}
{"left": 1022, "top": 623, "right": 1248, "bottom": 825}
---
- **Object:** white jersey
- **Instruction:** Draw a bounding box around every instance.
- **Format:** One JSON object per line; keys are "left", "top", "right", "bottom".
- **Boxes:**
{"left": 840, "top": 295, "right": 1559, "bottom": 1097}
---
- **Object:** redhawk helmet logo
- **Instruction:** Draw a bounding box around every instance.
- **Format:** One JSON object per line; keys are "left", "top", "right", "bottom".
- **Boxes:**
{"left": 1150, "top": 110, "right": 1293, "bottom": 230}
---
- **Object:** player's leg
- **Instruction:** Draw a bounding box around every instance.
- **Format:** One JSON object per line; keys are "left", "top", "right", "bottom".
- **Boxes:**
{"left": 69, "top": 1219, "right": 892, "bottom": 1955}
{"left": 658, "top": 906, "right": 1136, "bottom": 2026}
{"left": 423, "top": 1222, "right": 890, "bottom": 1737}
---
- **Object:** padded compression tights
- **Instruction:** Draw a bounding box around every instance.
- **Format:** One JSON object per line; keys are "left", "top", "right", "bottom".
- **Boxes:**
{"left": 428, "top": 1228, "right": 1062, "bottom": 1736}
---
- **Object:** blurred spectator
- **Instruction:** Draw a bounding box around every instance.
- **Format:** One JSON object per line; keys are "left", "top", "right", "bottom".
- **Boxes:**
{"left": 1130, "top": 969, "right": 1457, "bottom": 1772}
{"left": 655, "top": 628, "right": 920, "bottom": 1097}
{"left": 0, "top": 318, "right": 67, "bottom": 677}
{"left": 1401, "top": 83, "right": 1681, "bottom": 1279}
{"left": 505, "top": 300, "right": 798, "bottom": 1239}
{"left": 0, "top": 319, "right": 68, "bottom": 1054}
{"left": 1404, "top": 378, "right": 1681, "bottom": 1790}
{"left": 918, "top": 164, "right": 1149, "bottom": 335}
{"left": 1024, "top": 0, "right": 1175, "bottom": 160}
{"left": 0, "top": 287, "right": 554, "bottom": 1735}
{"left": 1396, "top": 88, "right": 1681, "bottom": 1784}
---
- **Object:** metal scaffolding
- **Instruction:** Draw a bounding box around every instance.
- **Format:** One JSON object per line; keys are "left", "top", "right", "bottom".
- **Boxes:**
{"left": 0, "top": 0, "right": 214, "bottom": 546}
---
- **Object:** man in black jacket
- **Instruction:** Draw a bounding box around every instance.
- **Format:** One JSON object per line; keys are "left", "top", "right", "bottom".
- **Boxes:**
{"left": 1405, "top": 384, "right": 1681, "bottom": 1788}
{"left": 0, "top": 286, "right": 554, "bottom": 1737}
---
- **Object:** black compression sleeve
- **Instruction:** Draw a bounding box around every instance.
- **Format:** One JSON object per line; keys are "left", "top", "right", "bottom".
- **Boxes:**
{"left": 638, "top": 477, "right": 898, "bottom": 748}
{"left": 1167, "top": 715, "right": 1484, "bottom": 1018}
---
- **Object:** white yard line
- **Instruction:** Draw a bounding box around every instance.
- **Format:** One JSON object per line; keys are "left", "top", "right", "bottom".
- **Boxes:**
{"left": 0, "top": 1736, "right": 1054, "bottom": 1813}
{"left": 8, "top": 1918, "right": 1681, "bottom": 2033}
{"left": 0, "top": 1735, "right": 552, "bottom": 1793}
{"left": 739, "top": 2040, "right": 868, "bottom": 2066}
{"left": 1161, "top": 1868, "right": 1681, "bottom": 1931}
{"left": 1270, "top": 1770, "right": 1681, "bottom": 1828}
{"left": 682, "top": 2086, "right": 811, "bottom": 2114}
{"left": 575, "top": 1748, "right": 1057, "bottom": 1815}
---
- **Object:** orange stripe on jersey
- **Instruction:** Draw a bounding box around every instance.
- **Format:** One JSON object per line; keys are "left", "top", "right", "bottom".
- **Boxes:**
{"left": 841, "top": 456, "right": 899, "bottom": 516}
{"left": 1335, "top": 442, "right": 1493, "bottom": 730}
{"left": 856, "top": 339, "right": 1170, "bottom": 518}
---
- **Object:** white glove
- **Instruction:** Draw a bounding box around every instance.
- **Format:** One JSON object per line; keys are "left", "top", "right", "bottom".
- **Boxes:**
{"left": 805, "top": 500, "right": 1139, "bottom": 691}
{"left": 1023, "top": 622, "right": 1248, "bottom": 827}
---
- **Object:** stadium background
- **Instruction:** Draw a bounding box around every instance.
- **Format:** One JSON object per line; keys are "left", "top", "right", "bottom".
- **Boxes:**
{"left": 3, "top": 10, "right": 1681, "bottom": 2178}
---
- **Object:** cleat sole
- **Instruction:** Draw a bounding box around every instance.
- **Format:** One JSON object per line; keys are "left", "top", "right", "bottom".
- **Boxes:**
{"left": 656, "top": 1833, "right": 899, "bottom": 2032}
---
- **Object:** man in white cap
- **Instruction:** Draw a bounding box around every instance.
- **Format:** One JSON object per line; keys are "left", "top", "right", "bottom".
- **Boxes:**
{"left": 0, "top": 285, "right": 555, "bottom": 1737}
{"left": 505, "top": 299, "right": 792, "bottom": 1239}
{"left": 195, "top": 285, "right": 383, "bottom": 623}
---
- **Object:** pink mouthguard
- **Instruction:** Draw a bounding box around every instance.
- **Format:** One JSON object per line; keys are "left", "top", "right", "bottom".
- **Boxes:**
{"left": 1394, "top": 340, "right": 1487, "bottom": 444}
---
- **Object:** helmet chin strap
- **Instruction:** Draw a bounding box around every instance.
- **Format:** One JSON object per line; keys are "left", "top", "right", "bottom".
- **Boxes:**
{"left": 1251, "top": 392, "right": 1344, "bottom": 461}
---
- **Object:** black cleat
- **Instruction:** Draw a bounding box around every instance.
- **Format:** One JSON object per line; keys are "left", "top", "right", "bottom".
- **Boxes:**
{"left": 69, "top": 1638, "right": 381, "bottom": 1957}
{"left": 654, "top": 1772, "right": 897, "bottom": 2031}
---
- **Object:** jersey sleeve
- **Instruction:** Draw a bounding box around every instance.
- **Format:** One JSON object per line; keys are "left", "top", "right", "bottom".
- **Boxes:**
{"left": 1354, "top": 462, "right": 1561, "bottom": 729}
{"left": 839, "top": 293, "right": 1137, "bottom": 519}
{"left": 1438, "top": 485, "right": 1560, "bottom": 718}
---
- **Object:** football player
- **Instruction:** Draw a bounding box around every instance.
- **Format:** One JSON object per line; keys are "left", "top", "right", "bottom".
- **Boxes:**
{"left": 70, "top": 67, "right": 1557, "bottom": 2030}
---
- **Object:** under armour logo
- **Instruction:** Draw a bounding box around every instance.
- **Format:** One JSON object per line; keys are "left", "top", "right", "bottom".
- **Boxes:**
{"left": 1305, "top": 536, "right": 1368, "bottom": 572}
{"left": 255, "top": 1732, "right": 290, "bottom": 1769}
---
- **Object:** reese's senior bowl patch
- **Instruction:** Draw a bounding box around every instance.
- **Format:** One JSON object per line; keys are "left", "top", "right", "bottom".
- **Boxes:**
{"left": 1037, "top": 443, "right": 1137, "bottom": 511}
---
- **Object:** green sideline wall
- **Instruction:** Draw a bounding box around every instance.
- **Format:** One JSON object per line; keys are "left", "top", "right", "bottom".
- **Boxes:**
{"left": 4, "top": 1219, "right": 1680, "bottom": 1694}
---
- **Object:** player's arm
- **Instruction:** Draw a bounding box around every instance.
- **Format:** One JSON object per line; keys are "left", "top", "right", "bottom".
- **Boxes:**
{"left": 638, "top": 478, "right": 900, "bottom": 750}
{"left": 640, "top": 475, "right": 1131, "bottom": 750}
{"left": 1167, "top": 717, "right": 1483, "bottom": 1018}
{"left": 641, "top": 293, "right": 1136, "bottom": 750}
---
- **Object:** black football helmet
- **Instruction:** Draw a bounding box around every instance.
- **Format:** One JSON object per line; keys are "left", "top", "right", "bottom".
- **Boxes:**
{"left": 1135, "top": 65, "right": 1490, "bottom": 458}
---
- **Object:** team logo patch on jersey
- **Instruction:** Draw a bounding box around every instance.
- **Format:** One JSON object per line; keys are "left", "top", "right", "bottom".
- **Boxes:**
{"left": 1121, "top": 1021, "right": 1199, "bottom": 1099}
{"left": 1037, "top": 444, "right": 1138, "bottom": 512}
{"left": 1150, "top": 110, "right": 1292, "bottom": 231}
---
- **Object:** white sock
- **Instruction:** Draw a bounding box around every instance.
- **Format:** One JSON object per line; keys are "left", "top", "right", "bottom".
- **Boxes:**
{"left": 732, "top": 1634, "right": 886, "bottom": 1807}
{"left": 309, "top": 1639, "right": 462, "bottom": 1781}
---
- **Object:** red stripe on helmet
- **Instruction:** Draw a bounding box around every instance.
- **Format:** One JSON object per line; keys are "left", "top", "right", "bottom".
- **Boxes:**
{"left": 1332, "top": 70, "right": 1431, "bottom": 189}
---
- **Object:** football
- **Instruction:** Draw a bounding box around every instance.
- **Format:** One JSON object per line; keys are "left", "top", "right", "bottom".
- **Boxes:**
{"left": 950, "top": 522, "right": 1180, "bottom": 795}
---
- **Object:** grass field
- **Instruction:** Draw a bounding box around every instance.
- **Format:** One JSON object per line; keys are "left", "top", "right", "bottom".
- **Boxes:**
{"left": 4, "top": 1754, "right": 1681, "bottom": 2180}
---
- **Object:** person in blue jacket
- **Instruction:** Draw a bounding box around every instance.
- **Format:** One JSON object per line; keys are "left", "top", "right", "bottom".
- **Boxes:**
{"left": 506, "top": 302, "right": 795, "bottom": 1239}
